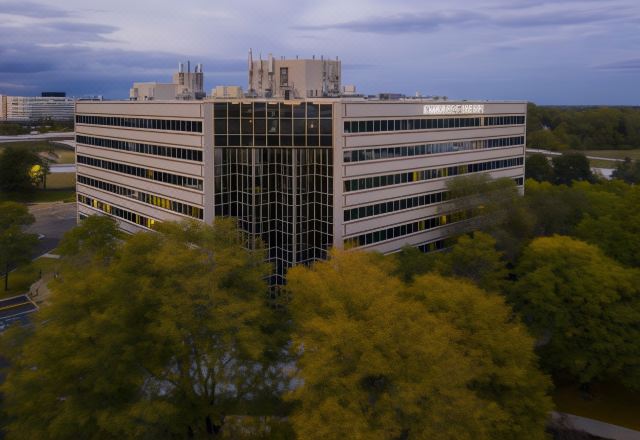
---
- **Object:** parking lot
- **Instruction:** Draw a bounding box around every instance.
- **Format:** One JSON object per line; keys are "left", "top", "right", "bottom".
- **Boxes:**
{"left": 0, "top": 294, "right": 38, "bottom": 330}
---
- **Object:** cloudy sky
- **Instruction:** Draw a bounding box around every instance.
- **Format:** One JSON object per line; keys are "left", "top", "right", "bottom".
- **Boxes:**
{"left": 0, "top": 0, "right": 638, "bottom": 104}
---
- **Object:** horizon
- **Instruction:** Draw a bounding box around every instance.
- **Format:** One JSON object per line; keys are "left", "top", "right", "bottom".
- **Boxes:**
{"left": 0, "top": 0, "right": 639, "bottom": 105}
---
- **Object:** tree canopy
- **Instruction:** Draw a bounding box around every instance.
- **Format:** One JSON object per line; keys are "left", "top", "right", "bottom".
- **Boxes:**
{"left": 286, "top": 249, "right": 552, "bottom": 440}
{"left": 0, "top": 201, "right": 37, "bottom": 291}
{"left": 510, "top": 235, "right": 640, "bottom": 388}
{"left": 0, "top": 147, "right": 47, "bottom": 192}
{"left": 527, "top": 104, "right": 640, "bottom": 150}
{"left": 1, "top": 218, "right": 288, "bottom": 439}
{"left": 432, "top": 231, "right": 508, "bottom": 293}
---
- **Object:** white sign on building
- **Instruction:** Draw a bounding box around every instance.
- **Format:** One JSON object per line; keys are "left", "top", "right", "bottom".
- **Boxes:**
{"left": 423, "top": 104, "right": 485, "bottom": 115}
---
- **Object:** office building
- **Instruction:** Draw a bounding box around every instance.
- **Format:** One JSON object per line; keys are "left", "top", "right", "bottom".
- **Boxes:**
{"left": 0, "top": 94, "right": 75, "bottom": 121}
{"left": 76, "top": 56, "right": 525, "bottom": 284}
{"left": 129, "top": 62, "right": 205, "bottom": 101}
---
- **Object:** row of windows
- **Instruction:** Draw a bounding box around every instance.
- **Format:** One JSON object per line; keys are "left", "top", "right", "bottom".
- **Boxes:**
{"left": 76, "top": 115, "right": 203, "bottom": 132}
{"left": 214, "top": 117, "right": 333, "bottom": 136}
{"left": 77, "top": 174, "right": 204, "bottom": 219}
{"left": 345, "top": 191, "right": 449, "bottom": 222}
{"left": 343, "top": 115, "right": 525, "bottom": 134}
{"left": 77, "top": 155, "right": 203, "bottom": 191}
{"left": 76, "top": 135, "right": 203, "bottom": 162}
{"left": 77, "top": 194, "right": 158, "bottom": 229}
{"left": 346, "top": 210, "right": 473, "bottom": 248}
{"left": 344, "top": 157, "right": 524, "bottom": 192}
{"left": 214, "top": 134, "right": 332, "bottom": 147}
{"left": 213, "top": 102, "right": 333, "bottom": 119}
{"left": 343, "top": 136, "right": 525, "bottom": 163}
{"left": 344, "top": 176, "right": 524, "bottom": 222}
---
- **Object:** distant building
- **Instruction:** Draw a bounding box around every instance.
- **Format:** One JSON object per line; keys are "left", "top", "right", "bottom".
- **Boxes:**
{"left": 211, "top": 85, "right": 244, "bottom": 99}
{"left": 248, "top": 51, "right": 341, "bottom": 99}
{"left": 41, "top": 92, "right": 66, "bottom": 97}
{"left": 129, "top": 61, "right": 205, "bottom": 101}
{"left": 0, "top": 94, "right": 75, "bottom": 121}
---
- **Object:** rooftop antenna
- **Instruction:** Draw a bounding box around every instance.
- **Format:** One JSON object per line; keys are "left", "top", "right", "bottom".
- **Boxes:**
{"left": 248, "top": 48, "right": 254, "bottom": 93}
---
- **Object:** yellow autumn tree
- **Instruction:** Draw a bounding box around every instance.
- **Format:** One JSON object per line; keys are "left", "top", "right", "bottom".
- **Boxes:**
{"left": 286, "top": 248, "right": 552, "bottom": 440}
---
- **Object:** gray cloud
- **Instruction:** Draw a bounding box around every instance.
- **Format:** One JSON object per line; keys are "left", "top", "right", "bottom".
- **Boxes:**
{"left": 294, "top": 10, "right": 484, "bottom": 34}
{"left": 496, "top": 8, "right": 629, "bottom": 27}
{"left": 45, "top": 22, "right": 118, "bottom": 34}
{"left": 0, "top": 1, "right": 70, "bottom": 18}
{"left": 294, "top": 3, "right": 637, "bottom": 35}
{"left": 595, "top": 58, "right": 640, "bottom": 70}
{"left": 0, "top": 60, "right": 55, "bottom": 73}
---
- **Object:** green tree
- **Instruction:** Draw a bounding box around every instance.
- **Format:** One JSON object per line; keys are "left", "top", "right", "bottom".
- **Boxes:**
{"left": 574, "top": 181, "right": 640, "bottom": 267}
{"left": 286, "top": 249, "right": 552, "bottom": 440}
{"left": 1, "top": 219, "right": 287, "bottom": 439}
{"left": 391, "top": 245, "right": 434, "bottom": 282}
{"left": 0, "top": 147, "right": 45, "bottom": 192}
{"left": 0, "top": 202, "right": 37, "bottom": 291}
{"left": 552, "top": 153, "right": 594, "bottom": 185}
{"left": 525, "top": 153, "right": 554, "bottom": 182}
{"left": 523, "top": 179, "right": 589, "bottom": 237}
{"left": 446, "top": 174, "right": 535, "bottom": 261}
{"left": 511, "top": 236, "right": 640, "bottom": 388}
{"left": 433, "top": 231, "right": 508, "bottom": 293}
{"left": 57, "top": 214, "right": 122, "bottom": 265}
{"left": 612, "top": 157, "right": 640, "bottom": 184}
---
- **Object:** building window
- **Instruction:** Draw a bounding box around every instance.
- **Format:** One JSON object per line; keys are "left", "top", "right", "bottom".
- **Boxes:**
{"left": 280, "top": 67, "right": 289, "bottom": 86}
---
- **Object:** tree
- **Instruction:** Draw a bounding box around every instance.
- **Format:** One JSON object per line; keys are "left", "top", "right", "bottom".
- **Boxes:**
{"left": 523, "top": 180, "right": 589, "bottom": 237}
{"left": 552, "top": 153, "right": 594, "bottom": 185}
{"left": 510, "top": 236, "right": 640, "bottom": 388}
{"left": 0, "top": 202, "right": 37, "bottom": 291}
{"left": 432, "top": 231, "right": 508, "bottom": 293}
{"left": 57, "top": 214, "right": 122, "bottom": 265}
{"left": 1, "top": 219, "right": 287, "bottom": 438}
{"left": 574, "top": 181, "right": 640, "bottom": 267}
{"left": 0, "top": 147, "right": 45, "bottom": 192}
{"left": 286, "top": 249, "right": 552, "bottom": 440}
{"left": 391, "top": 245, "right": 434, "bottom": 282}
{"left": 525, "top": 153, "right": 554, "bottom": 182}
{"left": 612, "top": 157, "right": 640, "bottom": 184}
{"left": 446, "top": 174, "right": 535, "bottom": 261}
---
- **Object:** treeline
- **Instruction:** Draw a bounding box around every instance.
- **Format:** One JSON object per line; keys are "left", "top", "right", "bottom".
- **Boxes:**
{"left": 527, "top": 103, "right": 640, "bottom": 150}
{"left": 0, "top": 120, "right": 74, "bottom": 136}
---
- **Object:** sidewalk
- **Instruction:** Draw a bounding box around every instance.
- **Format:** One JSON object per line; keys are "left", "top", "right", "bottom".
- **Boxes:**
{"left": 552, "top": 412, "right": 640, "bottom": 440}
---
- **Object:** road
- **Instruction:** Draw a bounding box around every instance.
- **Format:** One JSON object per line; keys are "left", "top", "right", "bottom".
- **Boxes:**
{"left": 25, "top": 202, "right": 77, "bottom": 258}
{"left": 526, "top": 148, "right": 625, "bottom": 162}
{"left": 50, "top": 164, "right": 76, "bottom": 173}
{"left": 0, "top": 132, "right": 75, "bottom": 143}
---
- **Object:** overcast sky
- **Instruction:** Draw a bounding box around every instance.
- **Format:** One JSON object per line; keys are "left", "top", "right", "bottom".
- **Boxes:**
{"left": 0, "top": 0, "right": 638, "bottom": 104}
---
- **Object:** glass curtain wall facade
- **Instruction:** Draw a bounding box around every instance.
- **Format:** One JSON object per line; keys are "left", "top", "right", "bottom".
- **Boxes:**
{"left": 213, "top": 102, "right": 333, "bottom": 284}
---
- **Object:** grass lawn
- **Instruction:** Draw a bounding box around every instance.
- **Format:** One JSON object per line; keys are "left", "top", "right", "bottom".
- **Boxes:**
{"left": 2, "top": 257, "right": 60, "bottom": 299}
{"left": 0, "top": 189, "right": 75, "bottom": 203}
{"left": 571, "top": 149, "right": 640, "bottom": 160}
{"left": 46, "top": 172, "right": 75, "bottom": 189}
{"left": 554, "top": 382, "right": 640, "bottom": 430}
{"left": 0, "top": 173, "right": 75, "bottom": 203}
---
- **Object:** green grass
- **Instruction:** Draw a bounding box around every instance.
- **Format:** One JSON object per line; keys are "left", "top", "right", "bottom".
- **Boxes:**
{"left": 571, "top": 149, "right": 640, "bottom": 160}
{"left": 0, "top": 189, "right": 75, "bottom": 203}
{"left": 2, "top": 257, "right": 60, "bottom": 299}
{"left": 554, "top": 382, "right": 640, "bottom": 430}
{"left": 0, "top": 173, "right": 75, "bottom": 203}
{"left": 54, "top": 149, "right": 75, "bottom": 164}
{"left": 46, "top": 172, "right": 75, "bottom": 189}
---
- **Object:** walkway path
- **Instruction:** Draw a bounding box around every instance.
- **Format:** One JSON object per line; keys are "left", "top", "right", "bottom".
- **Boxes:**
{"left": 552, "top": 412, "right": 640, "bottom": 440}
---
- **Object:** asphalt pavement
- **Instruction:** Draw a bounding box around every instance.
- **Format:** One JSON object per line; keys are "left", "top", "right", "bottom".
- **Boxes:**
{"left": 25, "top": 202, "right": 78, "bottom": 257}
